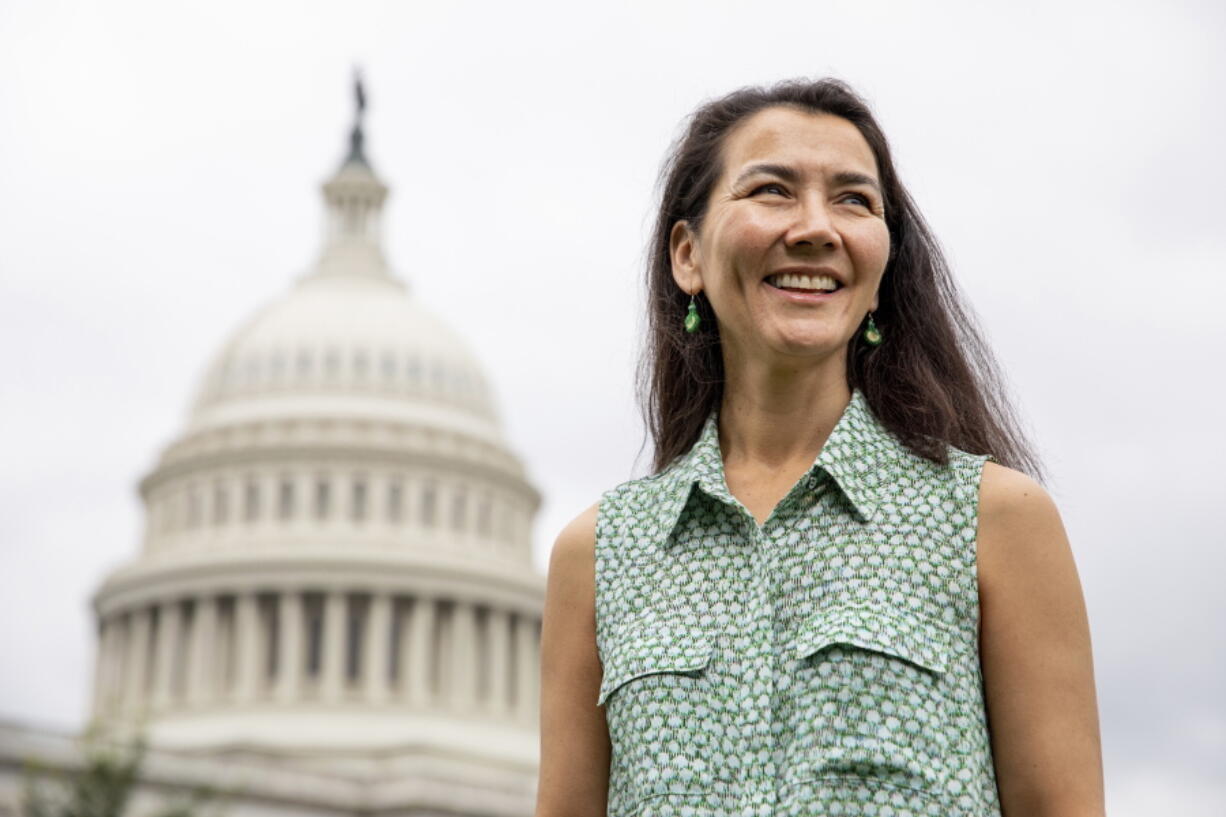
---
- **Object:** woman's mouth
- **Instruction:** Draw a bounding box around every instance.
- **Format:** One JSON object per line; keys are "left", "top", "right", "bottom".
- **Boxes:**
{"left": 763, "top": 274, "right": 844, "bottom": 302}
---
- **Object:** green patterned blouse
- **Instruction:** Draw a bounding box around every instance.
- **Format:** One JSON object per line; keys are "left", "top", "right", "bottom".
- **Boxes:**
{"left": 594, "top": 387, "right": 1002, "bottom": 816}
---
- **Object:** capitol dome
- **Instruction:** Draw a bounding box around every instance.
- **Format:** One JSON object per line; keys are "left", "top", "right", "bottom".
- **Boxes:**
{"left": 188, "top": 144, "right": 502, "bottom": 446}
{"left": 86, "top": 80, "right": 544, "bottom": 814}
{"left": 189, "top": 260, "right": 502, "bottom": 444}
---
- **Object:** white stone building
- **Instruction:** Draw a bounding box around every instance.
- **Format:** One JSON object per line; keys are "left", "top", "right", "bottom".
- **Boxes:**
{"left": 0, "top": 83, "right": 544, "bottom": 817}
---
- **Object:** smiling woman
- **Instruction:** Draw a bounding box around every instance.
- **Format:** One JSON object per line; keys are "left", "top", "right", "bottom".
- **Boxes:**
{"left": 536, "top": 77, "right": 1105, "bottom": 817}
{"left": 668, "top": 108, "right": 891, "bottom": 362}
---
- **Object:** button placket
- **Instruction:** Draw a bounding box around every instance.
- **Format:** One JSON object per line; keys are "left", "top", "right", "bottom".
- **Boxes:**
{"left": 739, "top": 520, "right": 778, "bottom": 814}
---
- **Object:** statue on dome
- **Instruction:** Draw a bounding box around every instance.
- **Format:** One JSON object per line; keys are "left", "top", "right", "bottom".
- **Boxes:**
{"left": 347, "top": 67, "right": 368, "bottom": 166}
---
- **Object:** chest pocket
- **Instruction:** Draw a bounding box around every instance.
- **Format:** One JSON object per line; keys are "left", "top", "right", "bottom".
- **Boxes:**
{"left": 597, "top": 619, "right": 719, "bottom": 808}
{"left": 781, "top": 605, "right": 959, "bottom": 794}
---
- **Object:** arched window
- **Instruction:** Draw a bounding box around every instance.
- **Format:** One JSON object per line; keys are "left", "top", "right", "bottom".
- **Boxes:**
{"left": 477, "top": 492, "right": 492, "bottom": 536}
{"left": 387, "top": 478, "right": 404, "bottom": 524}
{"left": 421, "top": 480, "right": 437, "bottom": 527}
{"left": 244, "top": 476, "right": 261, "bottom": 523}
{"left": 351, "top": 476, "right": 368, "bottom": 522}
{"left": 213, "top": 481, "right": 229, "bottom": 525}
{"left": 314, "top": 476, "right": 330, "bottom": 520}
{"left": 278, "top": 476, "right": 295, "bottom": 521}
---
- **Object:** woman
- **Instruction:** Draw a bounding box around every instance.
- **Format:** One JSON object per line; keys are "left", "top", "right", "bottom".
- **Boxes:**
{"left": 536, "top": 78, "right": 1105, "bottom": 817}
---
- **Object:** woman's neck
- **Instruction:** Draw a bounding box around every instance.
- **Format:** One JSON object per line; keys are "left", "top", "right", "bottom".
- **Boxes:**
{"left": 717, "top": 353, "right": 851, "bottom": 472}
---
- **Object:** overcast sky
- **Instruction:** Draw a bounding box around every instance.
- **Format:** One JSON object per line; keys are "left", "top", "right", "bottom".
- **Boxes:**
{"left": 2, "top": 0, "right": 1223, "bottom": 813}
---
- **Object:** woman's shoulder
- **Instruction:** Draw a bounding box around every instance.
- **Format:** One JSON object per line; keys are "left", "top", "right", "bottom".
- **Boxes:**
{"left": 543, "top": 501, "right": 600, "bottom": 643}
{"left": 976, "top": 460, "right": 1070, "bottom": 594}
{"left": 551, "top": 499, "right": 601, "bottom": 563}
{"left": 978, "top": 459, "right": 1061, "bottom": 528}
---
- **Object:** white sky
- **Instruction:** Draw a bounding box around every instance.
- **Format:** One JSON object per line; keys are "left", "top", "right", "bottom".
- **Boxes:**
{"left": 1, "top": 0, "right": 1223, "bottom": 813}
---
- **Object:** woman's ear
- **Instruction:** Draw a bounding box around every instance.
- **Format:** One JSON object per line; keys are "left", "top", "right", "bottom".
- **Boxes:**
{"left": 669, "top": 220, "right": 702, "bottom": 294}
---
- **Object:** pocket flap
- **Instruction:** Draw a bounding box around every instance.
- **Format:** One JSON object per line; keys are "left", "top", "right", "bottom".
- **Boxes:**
{"left": 597, "top": 623, "right": 714, "bottom": 706}
{"left": 789, "top": 606, "right": 954, "bottom": 674}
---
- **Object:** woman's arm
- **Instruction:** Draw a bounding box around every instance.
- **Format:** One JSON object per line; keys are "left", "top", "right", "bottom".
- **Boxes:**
{"left": 535, "top": 501, "right": 610, "bottom": 817}
{"left": 977, "top": 461, "right": 1106, "bottom": 816}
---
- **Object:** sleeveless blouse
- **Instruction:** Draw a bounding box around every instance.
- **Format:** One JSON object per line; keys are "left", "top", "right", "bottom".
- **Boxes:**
{"left": 594, "top": 388, "right": 1003, "bottom": 816}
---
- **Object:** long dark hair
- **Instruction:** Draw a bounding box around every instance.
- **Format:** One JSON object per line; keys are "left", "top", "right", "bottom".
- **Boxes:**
{"left": 635, "top": 77, "right": 1048, "bottom": 485}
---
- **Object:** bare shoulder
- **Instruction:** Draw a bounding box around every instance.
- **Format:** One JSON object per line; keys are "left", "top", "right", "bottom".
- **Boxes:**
{"left": 979, "top": 459, "right": 1057, "bottom": 517}
{"left": 550, "top": 500, "right": 600, "bottom": 571}
{"left": 543, "top": 499, "right": 601, "bottom": 663}
{"left": 546, "top": 501, "right": 601, "bottom": 619}
{"left": 976, "top": 460, "right": 1071, "bottom": 594}
{"left": 537, "top": 499, "right": 609, "bottom": 817}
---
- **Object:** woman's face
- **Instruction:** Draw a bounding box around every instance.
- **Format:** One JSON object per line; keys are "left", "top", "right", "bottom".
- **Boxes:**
{"left": 670, "top": 106, "right": 891, "bottom": 366}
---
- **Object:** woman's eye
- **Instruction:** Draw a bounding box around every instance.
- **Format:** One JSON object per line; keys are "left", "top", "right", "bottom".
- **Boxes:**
{"left": 843, "top": 192, "right": 873, "bottom": 207}
{"left": 750, "top": 183, "right": 787, "bottom": 196}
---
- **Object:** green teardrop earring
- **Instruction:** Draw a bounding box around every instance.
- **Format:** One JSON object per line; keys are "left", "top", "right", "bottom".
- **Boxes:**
{"left": 862, "top": 311, "right": 883, "bottom": 346}
{"left": 684, "top": 292, "right": 701, "bottom": 333}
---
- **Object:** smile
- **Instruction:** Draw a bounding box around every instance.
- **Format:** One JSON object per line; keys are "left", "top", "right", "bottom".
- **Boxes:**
{"left": 763, "top": 278, "right": 843, "bottom": 303}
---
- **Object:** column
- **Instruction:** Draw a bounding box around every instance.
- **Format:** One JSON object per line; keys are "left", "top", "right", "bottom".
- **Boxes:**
{"left": 295, "top": 471, "right": 313, "bottom": 528}
{"left": 343, "top": 472, "right": 360, "bottom": 524}
{"left": 363, "top": 593, "right": 392, "bottom": 702}
{"left": 233, "top": 592, "right": 261, "bottom": 702}
{"left": 104, "top": 616, "right": 127, "bottom": 715}
{"left": 513, "top": 613, "right": 538, "bottom": 723}
{"left": 91, "top": 617, "right": 114, "bottom": 719}
{"left": 478, "top": 493, "right": 494, "bottom": 549}
{"left": 404, "top": 475, "right": 417, "bottom": 529}
{"left": 448, "top": 601, "right": 479, "bottom": 712}
{"left": 276, "top": 591, "right": 303, "bottom": 703}
{"left": 320, "top": 590, "right": 346, "bottom": 702}
{"left": 123, "top": 608, "right": 151, "bottom": 714}
{"left": 370, "top": 473, "right": 387, "bottom": 530}
{"left": 396, "top": 600, "right": 413, "bottom": 699}
{"left": 188, "top": 596, "right": 218, "bottom": 705}
{"left": 486, "top": 608, "right": 511, "bottom": 716}
{"left": 152, "top": 600, "right": 182, "bottom": 709}
{"left": 263, "top": 471, "right": 279, "bottom": 530}
{"left": 406, "top": 595, "right": 435, "bottom": 707}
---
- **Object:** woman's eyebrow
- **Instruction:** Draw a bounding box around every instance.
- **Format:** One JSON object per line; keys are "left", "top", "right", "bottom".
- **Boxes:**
{"left": 733, "top": 162, "right": 801, "bottom": 186}
{"left": 831, "top": 170, "right": 882, "bottom": 195}
{"left": 733, "top": 163, "right": 882, "bottom": 195}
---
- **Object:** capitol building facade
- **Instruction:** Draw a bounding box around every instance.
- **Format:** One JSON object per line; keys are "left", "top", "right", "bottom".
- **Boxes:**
{"left": 0, "top": 85, "right": 545, "bottom": 817}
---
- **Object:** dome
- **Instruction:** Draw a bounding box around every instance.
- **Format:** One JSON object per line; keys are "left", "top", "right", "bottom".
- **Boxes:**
{"left": 187, "top": 271, "right": 503, "bottom": 445}
{"left": 185, "top": 125, "right": 503, "bottom": 446}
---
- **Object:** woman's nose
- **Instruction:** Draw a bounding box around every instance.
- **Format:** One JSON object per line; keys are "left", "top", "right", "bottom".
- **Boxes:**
{"left": 785, "top": 196, "right": 840, "bottom": 248}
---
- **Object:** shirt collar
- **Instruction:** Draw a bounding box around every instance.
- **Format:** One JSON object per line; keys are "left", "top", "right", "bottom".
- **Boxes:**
{"left": 650, "top": 387, "right": 898, "bottom": 540}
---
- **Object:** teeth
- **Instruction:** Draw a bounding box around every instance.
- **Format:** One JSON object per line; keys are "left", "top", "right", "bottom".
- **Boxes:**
{"left": 768, "top": 273, "right": 840, "bottom": 292}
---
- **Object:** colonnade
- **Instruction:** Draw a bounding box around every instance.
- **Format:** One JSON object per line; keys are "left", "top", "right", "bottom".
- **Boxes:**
{"left": 92, "top": 590, "right": 541, "bottom": 723}
{"left": 146, "top": 469, "right": 534, "bottom": 570}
